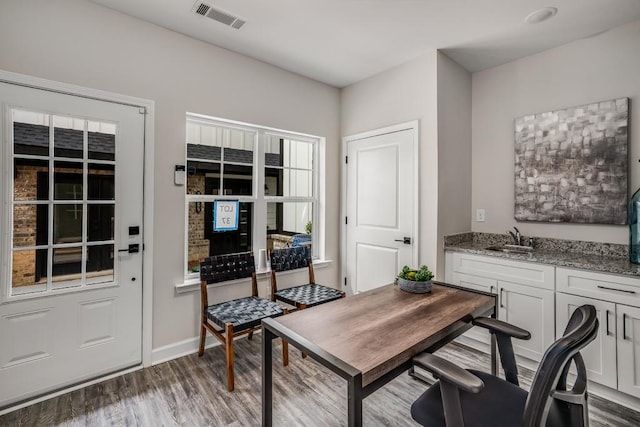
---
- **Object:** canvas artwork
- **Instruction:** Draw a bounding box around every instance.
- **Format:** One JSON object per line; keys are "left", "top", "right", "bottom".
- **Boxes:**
{"left": 514, "top": 98, "right": 629, "bottom": 224}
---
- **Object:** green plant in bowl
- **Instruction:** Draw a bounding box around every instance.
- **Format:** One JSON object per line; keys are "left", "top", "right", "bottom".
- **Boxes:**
{"left": 397, "top": 265, "right": 434, "bottom": 293}
{"left": 398, "top": 265, "right": 433, "bottom": 282}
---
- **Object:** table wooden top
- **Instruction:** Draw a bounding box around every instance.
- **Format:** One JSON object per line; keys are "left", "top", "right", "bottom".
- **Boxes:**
{"left": 272, "top": 283, "right": 495, "bottom": 386}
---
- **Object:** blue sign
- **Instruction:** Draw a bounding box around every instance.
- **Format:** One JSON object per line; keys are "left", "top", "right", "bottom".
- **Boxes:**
{"left": 213, "top": 200, "right": 239, "bottom": 231}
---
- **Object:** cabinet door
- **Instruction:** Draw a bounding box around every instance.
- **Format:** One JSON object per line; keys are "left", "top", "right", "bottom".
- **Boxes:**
{"left": 452, "top": 272, "right": 497, "bottom": 346}
{"left": 556, "top": 293, "right": 616, "bottom": 388}
{"left": 618, "top": 305, "right": 640, "bottom": 398}
{"left": 499, "top": 281, "right": 555, "bottom": 362}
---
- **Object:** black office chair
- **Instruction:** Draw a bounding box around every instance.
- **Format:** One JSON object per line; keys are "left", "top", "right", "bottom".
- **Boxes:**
{"left": 411, "top": 304, "right": 598, "bottom": 427}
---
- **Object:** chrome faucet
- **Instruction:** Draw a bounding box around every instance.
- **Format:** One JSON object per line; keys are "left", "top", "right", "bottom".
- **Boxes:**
{"left": 508, "top": 227, "right": 522, "bottom": 246}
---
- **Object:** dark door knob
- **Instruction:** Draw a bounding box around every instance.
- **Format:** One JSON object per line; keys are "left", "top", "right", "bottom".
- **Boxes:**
{"left": 394, "top": 237, "right": 412, "bottom": 245}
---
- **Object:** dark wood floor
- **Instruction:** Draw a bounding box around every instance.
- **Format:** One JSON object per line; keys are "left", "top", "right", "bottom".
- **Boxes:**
{"left": 2, "top": 336, "right": 640, "bottom": 426}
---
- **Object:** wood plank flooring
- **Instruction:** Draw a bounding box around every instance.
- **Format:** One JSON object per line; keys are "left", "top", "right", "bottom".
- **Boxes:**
{"left": 2, "top": 336, "right": 640, "bottom": 426}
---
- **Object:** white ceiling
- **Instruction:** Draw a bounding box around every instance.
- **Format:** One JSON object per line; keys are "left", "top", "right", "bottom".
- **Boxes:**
{"left": 90, "top": 0, "right": 640, "bottom": 88}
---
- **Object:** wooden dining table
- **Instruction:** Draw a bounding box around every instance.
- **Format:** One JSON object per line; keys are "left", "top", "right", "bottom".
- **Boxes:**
{"left": 261, "top": 281, "right": 497, "bottom": 426}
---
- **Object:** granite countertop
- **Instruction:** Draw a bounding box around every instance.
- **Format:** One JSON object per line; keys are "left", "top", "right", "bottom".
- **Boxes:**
{"left": 445, "top": 232, "right": 640, "bottom": 278}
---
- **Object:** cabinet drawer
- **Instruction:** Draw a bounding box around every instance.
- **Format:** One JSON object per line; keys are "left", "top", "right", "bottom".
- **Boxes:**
{"left": 450, "top": 252, "right": 554, "bottom": 290}
{"left": 556, "top": 268, "right": 640, "bottom": 306}
{"left": 453, "top": 272, "right": 497, "bottom": 294}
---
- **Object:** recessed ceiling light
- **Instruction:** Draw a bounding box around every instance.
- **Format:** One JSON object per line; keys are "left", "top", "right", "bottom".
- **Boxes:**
{"left": 524, "top": 7, "right": 558, "bottom": 24}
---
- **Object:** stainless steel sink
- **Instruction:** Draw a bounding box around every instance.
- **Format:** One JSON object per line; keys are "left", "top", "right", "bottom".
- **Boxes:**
{"left": 484, "top": 244, "right": 534, "bottom": 254}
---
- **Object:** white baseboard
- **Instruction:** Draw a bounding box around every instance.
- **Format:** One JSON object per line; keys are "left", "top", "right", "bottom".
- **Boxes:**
{"left": 151, "top": 335, "right": 222, "bottom": 366}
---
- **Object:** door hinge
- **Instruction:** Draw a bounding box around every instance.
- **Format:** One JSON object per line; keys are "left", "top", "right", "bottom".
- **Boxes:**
{"left": 344, "top": 277, "right": 347, "bottom": 287}
{"left": 345, "top": 216, "right": 348, "bottom": 225}
{"left": 345, "top": 155, "right": 348, "bottom": 164}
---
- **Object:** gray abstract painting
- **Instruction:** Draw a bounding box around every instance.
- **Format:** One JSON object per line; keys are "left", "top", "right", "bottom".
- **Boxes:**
{"left": 514, "top": 98, "right": 628, "bottom": 224}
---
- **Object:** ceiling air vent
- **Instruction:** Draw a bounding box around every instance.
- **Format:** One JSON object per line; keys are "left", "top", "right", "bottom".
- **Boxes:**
{"left": 192, "top": 2, "right": 246, "bottom": 30}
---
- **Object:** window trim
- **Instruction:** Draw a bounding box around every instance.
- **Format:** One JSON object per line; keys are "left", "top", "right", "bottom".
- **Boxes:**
{"left": 184, "top": 113, "right": 325, "bottom": 281}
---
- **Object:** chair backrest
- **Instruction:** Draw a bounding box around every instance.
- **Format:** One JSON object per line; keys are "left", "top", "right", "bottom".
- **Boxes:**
{"left": 270, "top": 246, "right": 312, "bottom": 273}
{"left": 523, "top": 305, "right": 598, "bottom": 426}
{"left": 200, "top": 252, "right": 256, "bottom": 284}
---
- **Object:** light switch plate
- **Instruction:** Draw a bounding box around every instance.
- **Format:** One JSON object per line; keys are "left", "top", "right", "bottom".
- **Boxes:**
{"left": 476, "top": 209, "right": 486, "bottom": 222}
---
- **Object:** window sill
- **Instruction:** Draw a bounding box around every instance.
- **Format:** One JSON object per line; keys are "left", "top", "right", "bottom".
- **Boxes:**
{"left": 174, "top": 259, "right": 333, "bottom": 294}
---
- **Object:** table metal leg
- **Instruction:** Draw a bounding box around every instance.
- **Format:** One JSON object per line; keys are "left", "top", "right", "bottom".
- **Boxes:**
{"left": 491, "top": 333, "right": 498, "bottom": 376}
{"left": 491, "top": 303, "right": 499, "bottom": 376}
{"left": 347, "top": 374, "right": 363, "bottom": 427}
{"left": 262, "top": 327, "right": 275, "bottom": 427}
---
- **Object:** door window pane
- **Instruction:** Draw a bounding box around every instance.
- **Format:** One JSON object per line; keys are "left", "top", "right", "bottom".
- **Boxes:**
{"left": 53, "top": 204, "right": 83, "bottom": 244}
{"left": 88, "top": 121, "right": 116, "bottom": 161}
{"left": 88, "top": 164, "right": 115, "bottom": 200}
{"left": 13, "top": 204, "right": 47, "bottom": 247}
{"left": 11, "top": 249, "right": 48, "bottom": 294}
{"left": 86, "top": 244, "right": 114, "bottom": 285}
{"left": 9, "top": 109, "right": 121, "bottom": 296}
{"left": 88, "top": 204, "right": 114, "bottom": 242}
{"left": 52, "top": 246, "right": 83, "bottom": 289}
{"left": 54, "top": 116, "right": 84, "bottom": 159}
{"left": 13, "top": 110, "right": 50, "bottom": 157}
{"left": 54, "top": 164, "right": 83, "bottom": 200}
{"left": 14, "top": 158, "right": 48, "bottom": 201}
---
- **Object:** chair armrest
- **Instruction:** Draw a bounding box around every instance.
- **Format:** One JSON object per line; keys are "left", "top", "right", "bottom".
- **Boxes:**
{"left": 413, "top": 353, "right": 484, "bottom": 394}
{"left": 472, "top": 317, "right": 531, "bottom": 340}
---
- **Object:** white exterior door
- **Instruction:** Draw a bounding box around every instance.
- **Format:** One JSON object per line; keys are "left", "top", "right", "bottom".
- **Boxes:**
{"left": 345, "top": 125, "right": 417, "bottom": 294}
{"left": 0, "top": 82, "right": 145, "bottom": 407}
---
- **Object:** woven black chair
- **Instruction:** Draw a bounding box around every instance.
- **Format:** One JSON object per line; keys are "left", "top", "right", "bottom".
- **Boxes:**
{"left": 410, "top": 304, "right": 598, "bottom": 427}
{"left": 198, "top": 252, "right": 288, "bottom": 391}
{"left": 270, "top": 246, "right": 345, "bottom": 311}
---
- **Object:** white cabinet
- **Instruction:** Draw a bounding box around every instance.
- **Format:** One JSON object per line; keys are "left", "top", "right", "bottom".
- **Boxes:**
{"left": 499, "top": 281, "right": 555, "bottom": 362}
{"left": 556, "top": 267, "right": 640, "bottom": 399}
{"left": 556, "top": 292, "right": 617, "bottom": 388}
{"left": 447, "top": 252, "right": 555, "bottom": 363}
{"left": 618, "top": 305, "right": 640, "bottom": 398}
{"left": 452, "top": 271, "right": 497, "bottom": 345}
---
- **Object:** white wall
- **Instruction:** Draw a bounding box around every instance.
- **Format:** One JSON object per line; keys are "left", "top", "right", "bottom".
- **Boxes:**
{"left": 341, "top": 53, "right": 441, "bottom": 275}
{"left": 436, "top": 52, "right": 472, "bottom": 276}
{"left": 0, "top": 0, "right": 340, "bottom": 350}
{"left": 472, "top": 20, "right": 640, "bottom": 244}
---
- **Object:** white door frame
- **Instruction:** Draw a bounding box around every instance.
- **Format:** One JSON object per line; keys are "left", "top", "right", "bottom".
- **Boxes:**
{"left": 341, "top": 120, "right": 419, "bottom": 294}
{"left": 0, "top": 70, "right": 154, "bottom": 368}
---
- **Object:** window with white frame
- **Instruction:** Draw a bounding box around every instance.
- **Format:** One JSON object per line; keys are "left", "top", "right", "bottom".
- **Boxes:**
{"left": 185, "top": 114, "right": 321, "bottom": 277}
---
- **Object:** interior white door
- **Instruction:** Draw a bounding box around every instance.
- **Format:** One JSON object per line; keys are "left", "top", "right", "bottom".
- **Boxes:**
{"left": 0, "top": 82, "right": 144, "bottom": 407}
{"left": 345, "top": 128, "right": 416, "bottom": 294}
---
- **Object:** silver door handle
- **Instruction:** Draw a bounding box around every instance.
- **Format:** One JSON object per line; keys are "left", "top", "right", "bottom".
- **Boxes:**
{"left": 394, "top": 237, "right": 412, "bottom": 244}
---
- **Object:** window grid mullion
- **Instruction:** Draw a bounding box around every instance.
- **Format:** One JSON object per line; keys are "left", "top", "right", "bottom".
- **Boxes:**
{"left": 47, "top": 114, "right": 54, "bottom": 291}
